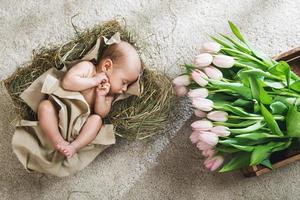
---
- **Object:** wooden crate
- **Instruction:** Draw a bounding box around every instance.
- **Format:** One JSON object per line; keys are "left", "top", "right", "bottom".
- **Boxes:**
{"left": 242, "top": 47, "right": 300, "bottom": 177}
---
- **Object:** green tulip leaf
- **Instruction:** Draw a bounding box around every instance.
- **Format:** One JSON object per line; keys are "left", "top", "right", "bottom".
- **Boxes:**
{"left": 235, "top": 132, "right": 282, "bottom": 140}
{"left": 215, "top": 144, "right": 241, "bottom": 153}
{"left": 257, "top": 78, "right": 273, "bottom": 104}
{"left": 248, "top": 75, "right": 260, "bottom": 102}
{"left": 290, "top": 80, "right": 300, "bottom": 92}
{"left": 286, "top": 105, "right": 300, "bottom": 137}
{"left": 260, "top": 159, "right": 273, "bottom": 169}
{"left": 241, "top": 69, "right": 281, "bottom": 81}
{"left": 232, "top": 99, "right": 252, "bottom": 107}
{"left": 245, "top": 42, "right": 274, "bottom": 67}
{"left": 264, "top": 80, "right": 286, "bottom": 89}
{"left": 248, "top": 75, "right": 272, "bottom": 104}
{"left": 270, "top": 101, "right": 288, "bottom": 115}
{"left": 260, "top": 103, "right": 284, "bottom": 136}
{"left": 268, "top": 61, "right": 291, "bottom": 88}
{"left": 214, "top": 104, "right": 255, "bottom": 117}
{"left": 250, "top": 145, "right": 272, "bottom": 165}
{"left": 230, "top": 121, "right": 266, "bottom": 134}
{"left": 214, "top": 120, "right": 258, "bottom": 128}
{"left": 218, "top": 33, "right": 252, "bottom": 54}
{"left": 209, "top": 79, "right": 252, "bottom": 100}
{"left": 228, "top": 22, "right": 273, "bottom": 66}
{"left": 250, "top": 141, "right": 291, "bottom": 165}
{"left": 274, "top": 96, "right": 298, "bottom": 107}
{"left": 218, "top": 139, "right": 254, "bottom": 152}
{"left": 210, "top": 35, "right": 234, "bottom": 49}
{"left": 219, "top": 152, "right": 251, "bottom": 172}
{"left": 228, "top": 21, "right": 246, "bottom": 43}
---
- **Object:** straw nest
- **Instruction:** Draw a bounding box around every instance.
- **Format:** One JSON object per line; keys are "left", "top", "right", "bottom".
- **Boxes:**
{"left": 3, "top": 19, "right": 176, "bottom": 140}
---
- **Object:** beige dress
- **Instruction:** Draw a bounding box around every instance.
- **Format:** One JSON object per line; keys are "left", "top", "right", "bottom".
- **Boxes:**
{"left": 11, "top": 33, "right": 141, "bottom": 177}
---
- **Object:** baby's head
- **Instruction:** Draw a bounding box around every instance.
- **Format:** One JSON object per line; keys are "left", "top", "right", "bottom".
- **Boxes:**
{"left": 97, "top": 41, "right": 142, "bottom": 95}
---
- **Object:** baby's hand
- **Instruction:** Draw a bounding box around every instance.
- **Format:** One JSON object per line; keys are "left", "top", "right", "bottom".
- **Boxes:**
{"left": 96, "top": 82, "right": 111, "bottom": 96}
{"left": 93, "top": 72, "right": 108, "bottom": 86}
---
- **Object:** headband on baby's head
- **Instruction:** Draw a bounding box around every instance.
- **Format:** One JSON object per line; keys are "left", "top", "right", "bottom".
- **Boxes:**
{"left": 103, "top": 32, "right": 121, "bottom": 45}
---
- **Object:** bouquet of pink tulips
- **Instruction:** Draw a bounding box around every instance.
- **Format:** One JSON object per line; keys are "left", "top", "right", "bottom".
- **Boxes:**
{"left": 173, "top": 21, "right": 300, "bottom": 172}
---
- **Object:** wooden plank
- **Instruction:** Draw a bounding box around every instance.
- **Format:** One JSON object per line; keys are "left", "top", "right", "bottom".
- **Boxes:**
{"left": 273, "top": 47, "right": 300, "bottom": 61}
{"left": 255, "top": 154, "right": 300, "bottom": 176}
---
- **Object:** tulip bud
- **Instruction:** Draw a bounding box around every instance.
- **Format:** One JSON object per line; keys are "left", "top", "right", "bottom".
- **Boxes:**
{"left": 201, "top": 42, "right": 221, "bottom": 53}
{"left": 191, "top": 120, "right": 213, "bottom": 131}
{"left": 190, "top": 131, "right": 201, "bottom": 144}
{"left": 192, "top": 98, "right": 213, "bottom": 111}
{"left": 213, "top": 55, "right": 234, "bottom": 68}
{"left": 204, "top": 155, "right": 224, "bottom": 171}
{"left": 194, "top": 110, "right": 207, "bottom": 118}
{"left": 172, "top": 75, "right": 190, "bottom": 87}
{"left": 188, "top": 88, "right": 209, "bottom": 99}
{"left": 203, "top": 66, "right": 223, "bottom": 80}
{"left": 211, "top": 126, "right": 230, "bottom": 137}
{"left": 191, "top": 70, "right": 208, "bottom": 87}
{"left": 207, "top": 111, "right": 228, "bottom": 122}
{"left": 173, "top": 86, "right": 188, "bottom": 97}
{"left": 198, "top": 131, "right": 219, "bottom": 146}
{"left": 202, "top": 149, "right": 217, "bottom": 158}
{"left": 193, "top": 53, "right": 213, "bottom": 68}
{"left": 196, "top": 141, "right": 213, "bottom": 151}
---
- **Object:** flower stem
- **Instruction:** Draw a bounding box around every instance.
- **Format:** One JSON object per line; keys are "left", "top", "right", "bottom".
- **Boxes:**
{"left": 269, "top": 91, "right": 300, "bottom": 98}
{"left": 222, "top": 47, "right": 269, "bottom": 68}
{"left": 228, "top": 115, "right": 285, "bottom": 121}
{"left": 209, "top": 89, "right": 233, "bottom": 94}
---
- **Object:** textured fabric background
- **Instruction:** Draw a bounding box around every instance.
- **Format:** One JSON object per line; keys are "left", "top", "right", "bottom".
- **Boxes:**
{"left": 1, "top": 0, "right": 300, "bottom": 199}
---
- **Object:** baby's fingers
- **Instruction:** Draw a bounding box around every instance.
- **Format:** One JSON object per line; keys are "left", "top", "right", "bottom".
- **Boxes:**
{"left": 103, "top": 83, "right": 111, "bottom": 88}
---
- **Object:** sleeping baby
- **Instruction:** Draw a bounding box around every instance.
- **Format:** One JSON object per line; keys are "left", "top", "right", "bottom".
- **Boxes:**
{"left": 37, "top": 41, "right": 142, "bottom": 158}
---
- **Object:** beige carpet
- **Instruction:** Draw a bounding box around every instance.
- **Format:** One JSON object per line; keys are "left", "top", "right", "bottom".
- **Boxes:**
{"left": 1, "top": 0, "right": 300, "bottom": 199}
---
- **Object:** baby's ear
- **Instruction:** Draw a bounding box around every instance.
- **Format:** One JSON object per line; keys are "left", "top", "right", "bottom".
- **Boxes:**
{"left": 101, "top": 58, "right": 113, "bottom": 73}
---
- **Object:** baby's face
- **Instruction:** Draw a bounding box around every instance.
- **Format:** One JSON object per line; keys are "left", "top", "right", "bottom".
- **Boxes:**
{"left": 107, "top": 59, "right": 141, "bottom": 95}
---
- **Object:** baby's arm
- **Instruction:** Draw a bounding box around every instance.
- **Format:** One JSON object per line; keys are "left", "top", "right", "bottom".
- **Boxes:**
{"left": 61, "top": 61, "right": 107, "bottom": 91}
{"left": 94, "top": 95, "right": 113, "bottom": 118}
{"left": 94, "top": 83, "right": 113, "bottom": 117}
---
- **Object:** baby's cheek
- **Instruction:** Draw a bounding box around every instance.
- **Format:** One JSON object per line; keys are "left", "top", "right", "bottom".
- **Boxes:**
{"left": 110, "top": 85, "right": 117, "bottom": 92}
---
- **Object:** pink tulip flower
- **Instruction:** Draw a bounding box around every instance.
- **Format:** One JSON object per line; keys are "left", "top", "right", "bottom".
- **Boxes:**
{"left": 194, "top": 110, "right": 207, "bottom": 118}
{"left": 207, "top": 111, "right": 228, "bottom": 122}
{"left": 211, "top": 126, "right": 230, "bottom": 137}
{"left": 191, "top": 120, "right": 213, "bottom": 131}
{"left": 201, "top": 42, "right": 221, "bottom": 53}
{"left": 202, "top": 149, "right": 217, "bottom": 158}
{"left": 172, "top": 75, "right": 190, "bottom": 87}
{"left": 213, "top": 55, "right": 235, "bottom": 68}
{"left": 189, "top": 131, "right": 201, "bottom": 144}
{"left": 188, "top": 88, "right": 209, "bottom": 99}
{"left": 193, "top": 53, "right": 213, "bottom": 68}
{"left": 203, "top": 66, "right": 223, "bottom": 80}
{"left": 173, "top": 86, "right": 188, "bottom": 97}
{"left": 196, "top": 141, "right": 213, "bottom": 151}
{"left": 204, "top": 155, "right": 224, "bottom": 171}
{"left": 191, "top": 70, "right": 208, "bottom": 87}
{"left": 192, "top": 98, "right": 213, "bottom": 111}
{"left": 198, "top": 131, "right": 219, "bottom": 146}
